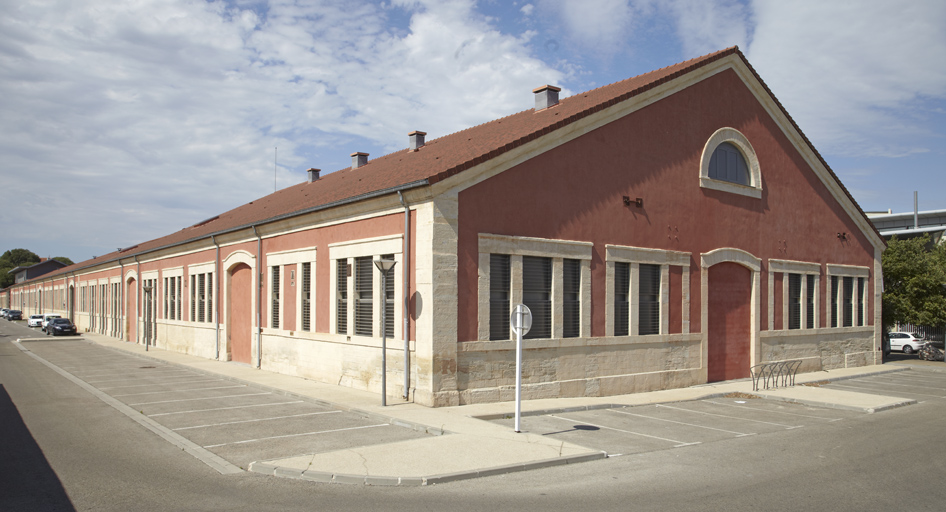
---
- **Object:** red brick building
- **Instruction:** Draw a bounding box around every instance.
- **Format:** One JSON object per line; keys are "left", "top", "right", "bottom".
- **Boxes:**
{"left": 6, "top": 47, "right": 884, "bottom": 407}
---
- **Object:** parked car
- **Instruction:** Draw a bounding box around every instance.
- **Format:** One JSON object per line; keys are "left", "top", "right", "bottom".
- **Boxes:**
{"left": 888, "top": 332, "right": 924, "bottom": 354}
{"left": 27, "top": 314, "right": 45, "bottom": 327}
{"left": 6, "top": 310, "right": 22, "bottom": 320}
{"left": 0, "top": 308, "right": 9, "bottom": 319}
{"left": 46, "top": 318, "right": 77, "bottom": 336}
{"left": 41, "top": 314, "right": 61, "bottom": 332}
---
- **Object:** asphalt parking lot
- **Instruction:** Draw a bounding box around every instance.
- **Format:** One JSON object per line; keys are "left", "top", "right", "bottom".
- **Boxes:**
{"left": 18, "top": 338, "right": 429, "bottom": 469}
{"left": 491, "top": 397, "right": 863, "bottom": 456}
{"left": 491, "top": 366, "right": 946, "bottom": 456}
{"left": 818, "top": 366, "right": 946, "bottom": 403}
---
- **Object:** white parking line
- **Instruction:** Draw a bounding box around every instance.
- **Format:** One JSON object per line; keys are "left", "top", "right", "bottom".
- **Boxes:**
{"left": 203, "top": 423, "right": 389, "bottom": 448}
{"left": 129, "top": 392, "right": 270, "bottom": 406}
{"left": 97, "top": 379, "right": 222, "bottom": 391}
{"left": 828, "top": 382, "right": 946, "bottom": 398}
{"left": 849, "top": 377, "right": 946, "bottom": 393}
{"left": 113, "top": 385, "right": 246, "bottom": 397}
{"left": 655, "top": 404, "right": 802, "bottom": 429}
{"left": 548, "top": 414, "right": 700, "bottom": 447}
{"left": 173, "top": 411, "right": 341, "bottom": 431}
{"left": 149, "top": 401, "right": 306, "bottom": 417}
{"left": 608, "top": 408, "right": 756, "bottom": 437}
{"left": 83, "top": 373, "right": 195, "bottom": 384}
{"left": 701, "top": 400, "right": 845, "bottom": 422}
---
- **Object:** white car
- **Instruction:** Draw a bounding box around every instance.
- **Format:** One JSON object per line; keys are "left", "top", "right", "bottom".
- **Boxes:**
{"left": 888, "top": 332, "right": 923, "bottom": 354}
{"left": 28, "top": 314, "right": 45, "bottom": 327}
{"left": 41, "top": 314, "right": 61, "bottom": 332}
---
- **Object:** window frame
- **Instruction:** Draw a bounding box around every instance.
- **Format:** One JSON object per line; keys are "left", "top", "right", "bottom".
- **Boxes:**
{"left": 605, "top": 245, "right": 690, "bottom": 338}
{"left": 266, "top": 248, "right": 316, "bottom": 333}
{"left": 699, "top": 127, "right": 762, "bottom": 199}
{"left": 477, "top": 234, "right": 593, "bottom": 342}
{"left": 768, "top": 259, "right": 820, "bottom": 331}
{"left": 826, "top": 264, "right": 870, "bottom": 329}
{"left": 329, "top": 235, "right": 403, "bottom": 341}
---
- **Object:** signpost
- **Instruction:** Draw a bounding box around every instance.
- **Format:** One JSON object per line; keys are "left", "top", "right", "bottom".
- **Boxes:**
{"left": 511, "top": 304, "right": 532, "bottom": 433}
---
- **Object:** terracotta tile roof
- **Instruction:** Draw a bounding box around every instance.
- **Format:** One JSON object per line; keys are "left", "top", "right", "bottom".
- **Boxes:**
{"left": 20, "top": 46, "right": 881, "bottom": 283}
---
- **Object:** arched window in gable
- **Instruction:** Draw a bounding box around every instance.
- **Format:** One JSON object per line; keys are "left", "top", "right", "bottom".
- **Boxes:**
{"left": 709, "top": 142, "right": 750, "bottom": 185}
{"left": 699, "top": 127, "right": 762, "bottom": 199}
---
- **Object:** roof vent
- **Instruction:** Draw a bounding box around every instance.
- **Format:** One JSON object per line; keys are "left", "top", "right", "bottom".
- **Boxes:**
{"left": 533, "top": 85, "right": 561, "bottom": 110}
{"left": 351, "top": 152, "right": 369, "bottom": 169}
{"left": 307, "top": 168, "right": 320, "bottom": 183}
{"left": 409, "top": 131, "right": 427, "bottom": 151}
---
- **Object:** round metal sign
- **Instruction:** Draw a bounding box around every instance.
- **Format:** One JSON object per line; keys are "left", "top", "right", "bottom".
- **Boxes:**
{"left": 511, "top": 304, "right": 532, "bottom": 336}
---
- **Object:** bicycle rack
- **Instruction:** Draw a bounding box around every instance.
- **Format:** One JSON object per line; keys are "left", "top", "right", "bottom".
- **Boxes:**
{"left": 750, "top": 360, "right": 801, "bottom": 391}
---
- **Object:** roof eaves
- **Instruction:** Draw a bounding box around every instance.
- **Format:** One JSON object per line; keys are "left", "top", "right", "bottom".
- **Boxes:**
{"left": 15, "top": 179, "right": 431, "bottom": 286}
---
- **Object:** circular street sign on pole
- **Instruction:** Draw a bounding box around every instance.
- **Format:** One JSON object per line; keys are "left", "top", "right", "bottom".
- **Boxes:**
{"left": 511, "top": 304, "right": 531, "bottom": 433}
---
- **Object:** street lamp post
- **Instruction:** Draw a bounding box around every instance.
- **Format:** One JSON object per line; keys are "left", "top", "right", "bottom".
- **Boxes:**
{"left": 374, "top": 259, "right": 396, "bottom": 406}
{"left": 142, "top": 283, "right": 153, "bottom": 351}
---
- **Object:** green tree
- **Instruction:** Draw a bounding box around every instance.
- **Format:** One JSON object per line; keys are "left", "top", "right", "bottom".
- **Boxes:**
{"left": 53, "top": 256, "right": 75, "bottom": 266}
{"left": 0, "top": 248, "right": 41, "bottom": 289}
{"left": 882, "top": 234, "right": 946, "bottom": 330}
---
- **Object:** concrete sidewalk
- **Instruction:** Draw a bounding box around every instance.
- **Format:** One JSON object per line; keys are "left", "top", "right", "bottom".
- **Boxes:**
{"left": 44, "top": 333, "right": 917, "bottom": 486}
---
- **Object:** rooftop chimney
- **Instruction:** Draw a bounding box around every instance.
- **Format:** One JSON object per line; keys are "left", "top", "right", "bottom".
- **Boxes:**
{"left": 409, "top": 131, "right": 427, "bottom": 151}
{"left": 533, "top": 85, "right": 561, "bottom": 110}
{"left": 351, "top": 152, "right": 369, "bottom": 169}
{"left": 307, "top": 168, "right": 320, "bottom": 183}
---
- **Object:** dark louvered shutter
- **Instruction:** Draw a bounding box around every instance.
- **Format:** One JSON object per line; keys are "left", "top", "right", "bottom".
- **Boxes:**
{"left": 522, "top": 256, "right": 551, "bottom": 339}
{"left": 355, "top": 256, "right": 373, "bottom": 336}
{"left": 614, "top": 262, "right": 629, "bottom": 336}
{"left": 563, "top": 259, "right": 580, "bottom": 338}
{"left": 489, "top": 254, "right": 510, "bottom": 340}
{"left": 788, "top": 273, "right": 801, "bottom": 330}
{"left": 638, "top": 264, "right": 660, "bottom": 335}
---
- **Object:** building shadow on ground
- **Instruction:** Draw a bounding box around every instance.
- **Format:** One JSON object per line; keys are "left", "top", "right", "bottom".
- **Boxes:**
{"left": 0, "top": 384, "right": 75, "bottom": 511}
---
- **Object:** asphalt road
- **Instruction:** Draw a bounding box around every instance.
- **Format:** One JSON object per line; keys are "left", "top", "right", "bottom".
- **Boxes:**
{"left": 3, "top": 318, "right": 946, "bottom": 512}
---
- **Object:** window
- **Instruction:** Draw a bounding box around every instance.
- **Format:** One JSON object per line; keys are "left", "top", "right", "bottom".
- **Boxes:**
{"left": 489, "top": 254, "right": 511, "bottom": 340}
{"left": 857, "top": 277, "right": 865, "bottom": 326}
{"left": 699, "top": 127, "right": 762, "bottom": 199}
{"left": 788, "top": 273, "right": 802, "bottom": 330}
{"left": 562, "top": 259, "right": 581, "bottom": 338}
{"left": 190, "top": 275, "right": 197, "bottom": 321}
{"left": 806, "top": 274, "right": 816, "bottom": 329}
{"left": 206, "top": 272, "right": 213, "bottom": 323}
{"left": 330, "top": 237, "right": 401, "bottom": 339}
{"left": 708, "top": 142, "right": 750, "bottom": 185}
{"left": 478, "top": 234, "right": 593, "bottom": 342}
{"left": 337, "top": 259, "right": 348, "bottom": 335}
{"left": 382, "top": 254, "right": 395, "bottom": 339}
{"left": 638, "top": 264, "right": 660, "bottom": 335}
{"left": 271, "top": 265, "right": 280, "bottom": 329}
{"left": 354, "top": 256, "right": 373, "bottom": 336}
{"left": 842, "top": 276, "right": 853, "bottom": 327}
{"left": 831, "top": 276, "right": 839, "bottom": 328}
{"left": 522, "top": 256, "right": 551, "bottom": 339}
{"left": 613, "top": 262, "right": 630, "bottom": 337}
{"left": 301, "top": 262, "right": 311, "bottom": 332}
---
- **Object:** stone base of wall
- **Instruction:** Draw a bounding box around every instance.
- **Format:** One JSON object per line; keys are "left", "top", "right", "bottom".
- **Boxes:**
{"left": 456, "top": 335, "right": 703, "bottom": 405}
{"left": 761, "top": 326, "right": 877, "bottom": 372}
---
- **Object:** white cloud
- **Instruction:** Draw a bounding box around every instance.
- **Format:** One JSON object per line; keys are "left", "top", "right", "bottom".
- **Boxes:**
{"left": 0, "top": 0, "right": 564, "bottom": 260}
{"left": 667, "top": 0, "right": 748, "bottom": 57}
{"left": 536, "top": 0, "right": 639, "bottom": 50}
{"left": 744, "top": 0, "right": 946, "bottom": 157}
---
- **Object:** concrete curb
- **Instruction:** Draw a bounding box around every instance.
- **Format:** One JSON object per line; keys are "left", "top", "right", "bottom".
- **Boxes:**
{"left": 248, "top": 451, "right": 608, "bottom": 486}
